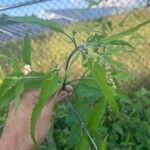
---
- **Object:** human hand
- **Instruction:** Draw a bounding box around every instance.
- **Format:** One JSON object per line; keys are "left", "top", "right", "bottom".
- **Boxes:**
{"left": 0, "top": 65, "right": 73, "bottom": 150}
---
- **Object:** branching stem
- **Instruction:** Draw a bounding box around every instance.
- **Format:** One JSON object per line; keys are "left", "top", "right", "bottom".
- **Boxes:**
{"left": 66, "top": 100, "right": 98, "bottom": 150}
{"left": 62, "top": 34, "right": 78, "bottom": 88}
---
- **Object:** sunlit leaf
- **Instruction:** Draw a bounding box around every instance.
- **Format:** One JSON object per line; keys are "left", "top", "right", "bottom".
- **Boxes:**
{"left": 31, "top": 71, "right": 58, "bottom": 143}
{"left": 111, "top": 71, "right": 130, "bottom": 81}
{"left": 24, "top": 72, "right": 45, "bottom": 89}
{"left": 99, "top": 135, "right": 108, "bottom": 150}
{"left": 99, "top": 20, "right": 150, "bottom": 44}
{"left": 88, "top": 98, "right": 106, "bottom": 130}
{"left": 7, "top": 16, "right": 64, "bottom": 33}
{"left": 76, "top": 134, "right": 89, "bottom": 150}
{"left": 14, "top": 81, "right": 24, "bottom": 108}
{"left": 75, "top": 83, "right": 101, "bottom": 99}
{"left": 22, "top": 32, "right": 31, "bottom": 65}
{"left": 109, "top": 40, "right": 135, "bottom": 49}
{"left": 87, "top": 59, "right": 119, "bottom": 114}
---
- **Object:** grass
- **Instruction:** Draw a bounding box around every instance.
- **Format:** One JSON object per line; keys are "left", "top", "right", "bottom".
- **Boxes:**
{"left": 0, "top": 7, "right": 150, "bottom": 92}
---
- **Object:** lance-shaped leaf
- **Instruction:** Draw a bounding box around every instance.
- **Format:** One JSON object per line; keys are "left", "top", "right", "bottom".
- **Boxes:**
{"left": 14, "top": 81, "right": 24, "bottom": 108}
{"left": 0, "top": 72, "right": 23, "bottom": 106}
{"left": 99, "top": 136, "right": 108, "bottom": 150}
{"left": 24, "top": 72, "right": 45, "bottom": 89}
{"left": 99, "top": 20, "right": 150, "bottom": 44}
{"left": 109, "top": 40, "right": 135, "bottom": 49}
{"left": 87, "top": 59, "right": 119, "bottom": 114}
{"left": 76, "top": 135, "right": 89, "bottom": 150}
{"left": 30, "top": 72, "right": 58, "bottom": 143}
{"left": 88, "top": 98, "right": 106, "bottom": 130}
{"left": 7, "top": 16, "right": 64, "bottom": 33}
{"left": 22, "top": 32, "right": 31, "bottom": 65}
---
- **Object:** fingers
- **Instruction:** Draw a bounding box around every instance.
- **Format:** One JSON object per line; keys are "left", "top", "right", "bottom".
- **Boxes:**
{"left": 21, "top": 89, "right": 40, "bottom": 105}
{"left": 20, "top": 84, "right": 73, "bottom": 109}
{"left": 22, "top": 65, "right": 31, "bottom": 75}
{"left": 54, "top": 91, "right": 68, "bottom": 104}
{"left": 64, "top": 84, "right": 73, "bottom": 95}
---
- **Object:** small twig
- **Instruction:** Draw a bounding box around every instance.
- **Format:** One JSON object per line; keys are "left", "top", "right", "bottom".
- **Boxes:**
{"left": 62, "top": 48, "right": 79, "bottom": 88}
{"left": 63, "top": 33, "right": 78, "bottom": 48}
{"left": 64, "top": 48, "right": 78, "bottom": 71}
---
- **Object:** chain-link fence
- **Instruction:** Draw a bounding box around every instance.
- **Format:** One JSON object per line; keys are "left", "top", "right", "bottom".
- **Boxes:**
{"left": 0, "top": 0, "right": 149, "bottom": 41}
{"left": 0, "top": 0, "right": 150, "bottom": 91}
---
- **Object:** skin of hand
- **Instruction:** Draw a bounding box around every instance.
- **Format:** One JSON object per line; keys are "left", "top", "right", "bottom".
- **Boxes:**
{"left": 0, "top": 85, "right": 73, "bottom": 150}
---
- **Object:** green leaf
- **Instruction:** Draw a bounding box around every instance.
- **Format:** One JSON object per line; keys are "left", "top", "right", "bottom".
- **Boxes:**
{"left": 0, "top": 72, "right": 23, "bottom": 106}
{"left": 76, "top": 134, "right": 89, "bottom": 150}
{"left": 99, "top": 20, "right": 150, "bottom": 44}
{"left": 0, "top": 77, "right": 19, "bottom": 96}
{"left": 22, "top": 32, "right": 31, "bottom": 65}
{"left": 99, "top": 136, "right": 108, "bottom": 150}
{"left": 87, "top": 59, "right": 119, "bottom": 114}
{"left": 88, "top": 98, "right": 106, "bottom": 130}
{"left": 14, "top": 81, "right": 24, "bottom": 108}
{"left": 68, "top": 125, "right": 81, "bottom": 148}
{"left": 24, "top": 72, "right": 45, "bottom": 89}
{"left": 0, "top": 88, "right": 15, "bottom": 107}
{"left": 102, "top": 55, "right": 124, "bottom": 69}
{"left": 0, "top": 54, "right": 11, "bottom": 61}
{"left": 105, "top": 48, "right": 127, "bottom": 56}
{"left": 113, "top": 123, "right": 124, "bottom": 135}
{"left": 7, "top": 16, "right": 64, "bottom": 33}
{"left": 75, "top": 83, "right": 101, "bottom": 99}
{"left": 111, "top": 71, "right": 130, "bottom": 81}
{"left": 30, "top": 71, "right": 58, "bottom": 143}
{"left": 109, "top": 40, "right": 135, "bottom": 49}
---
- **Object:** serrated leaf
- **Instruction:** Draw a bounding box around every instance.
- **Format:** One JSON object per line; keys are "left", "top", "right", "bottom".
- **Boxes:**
{"left": 105, "top": 48, "right": 127, "bottom": 56}
{"left": 76, "top": 134, "right": 89, "bottom": 150}
{"left": 99, "top": 136, "right": 108, "bottom": 150}
{"left": 88, "top": 98, "right": 106, "bottom": 130}
{"left": 87, "top": 59, "right": 119, "bottom": 114}
{"left": 0, "top": 54, "right": 11, "bottom": 61}
{"left": 75, "top": 83, "right": 101, "bottom": 99}
{"left": 111, "top": 71, "right": 130, "bottom": 81}
{"left": 24, "top": 72, "right": 45, "bottom": 89}
{"left": 0, "top": 88, "right": 15, "bottom": 107}
{"left": 109, "top": 40, "right": 135, "bottom": 49}
{"left": 68, "top": 125, "right": 81, "bottom": 148}
{"left": 22, "top": 32, "right": 31, "bottom": 65}
{"left": 0, "top": 78, "right": 19, "bottom": 96}
{"left": 14, "top": 81, "right": 24, "bottom": 108}
{"left": 0, "top": 73, "right": 23, "bottom": 106}
{"left": 31, "top": 72, "right": 58, "bottom": 143}
{"left": 102, "top": 55, "right": 124, "bottom": 69}
{"left": 99, "top": 20, "right": 150, "bottom": 44}
{"left": 7, "top": 16, "right": 64, "bottom": 33}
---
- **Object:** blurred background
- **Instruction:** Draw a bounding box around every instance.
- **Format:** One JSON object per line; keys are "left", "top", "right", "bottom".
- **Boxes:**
{"left": 0, "top": 0, "right": 150, "bottom": 92}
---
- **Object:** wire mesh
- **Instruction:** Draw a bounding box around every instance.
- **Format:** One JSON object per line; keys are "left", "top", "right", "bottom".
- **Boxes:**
{"left": 0, "top": 0, "right": 149, "bottom": 41}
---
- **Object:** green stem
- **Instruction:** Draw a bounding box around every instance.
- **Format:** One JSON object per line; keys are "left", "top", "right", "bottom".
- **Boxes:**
{"left": 63, "top": 33, "right": 77, "bottom": 48}
{"left": 66, "top": 100, "right": 98, "bottom": 150}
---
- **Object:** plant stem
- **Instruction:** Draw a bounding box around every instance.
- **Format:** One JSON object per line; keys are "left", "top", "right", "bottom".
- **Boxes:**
{"left": 66, "top": 99, "right": 98, "bottom": 150}
{"left": 64, "top": 48, "right": 78, "bottom": 71}
{"left": 63, "top": 34, "right": 98, "bottom": 149}
{"left": 63, "top": 33, "right": 77, "bottom": 48}
{"left": 63, "top": 48, "right": 78, "bottom": 88}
